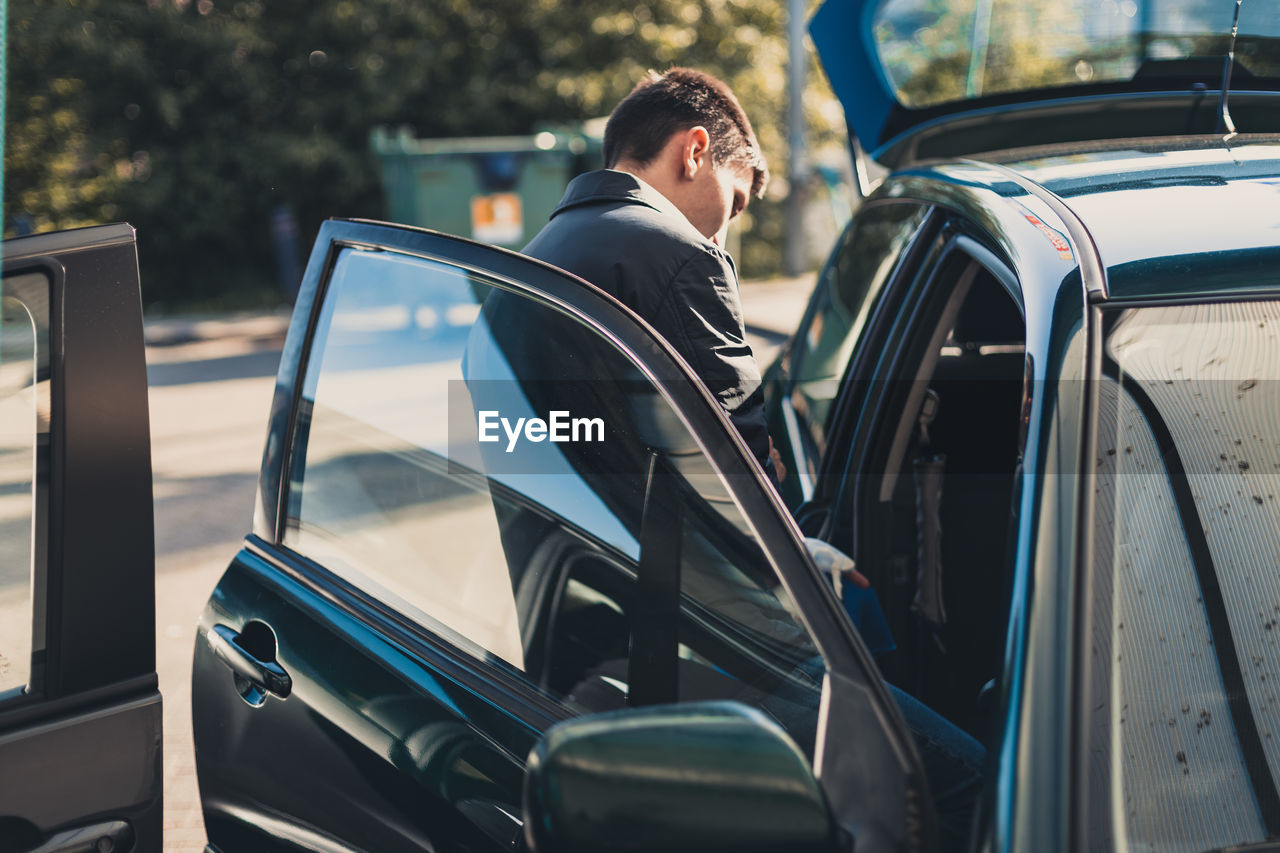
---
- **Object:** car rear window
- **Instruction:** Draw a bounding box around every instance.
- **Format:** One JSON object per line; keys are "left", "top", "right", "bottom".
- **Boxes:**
{"left": 873, "top": 0, "right": 1280, "bottom": 110}
{"left": 1089, "top": 298, "right": 1280, "bottom": 850}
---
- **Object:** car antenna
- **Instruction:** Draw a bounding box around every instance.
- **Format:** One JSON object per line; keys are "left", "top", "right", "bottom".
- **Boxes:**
{"left": 1216, "top": 0, "right": 1244, "bottom": 136}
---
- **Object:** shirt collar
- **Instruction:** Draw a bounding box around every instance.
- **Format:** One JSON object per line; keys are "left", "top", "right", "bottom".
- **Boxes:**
{"left": 552, "top": 169, "right": 693, "bottom": 228}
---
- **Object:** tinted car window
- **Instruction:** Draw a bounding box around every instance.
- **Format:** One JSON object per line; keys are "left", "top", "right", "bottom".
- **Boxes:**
{"left": 0, "top": 273, "right": 49, "bottom": 700}
{"left": 1090, "top": 299, "right": 1280, "bottom": 851}
{"left": 790, "top": 203, "right": 927, "bottom": 457}
{"left": 285, "top": 246, "right": 825, "bottom": 753}
{"left": 873, "top": 0, "right": 1280, "bottom": 110}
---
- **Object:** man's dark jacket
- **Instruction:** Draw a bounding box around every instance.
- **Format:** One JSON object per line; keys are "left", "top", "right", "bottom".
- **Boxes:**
{"left": 522, "top": 169, "right": 772, "bottom": 471}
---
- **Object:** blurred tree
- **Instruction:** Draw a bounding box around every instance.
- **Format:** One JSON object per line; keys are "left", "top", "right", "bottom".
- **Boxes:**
{"left": 6, "top": 0, "right": 846, "bottom": 305}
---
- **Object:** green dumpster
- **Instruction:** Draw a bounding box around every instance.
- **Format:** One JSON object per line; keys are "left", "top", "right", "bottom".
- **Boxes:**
{"left": 371, "top": 125, "right": 601, "bottom": 250}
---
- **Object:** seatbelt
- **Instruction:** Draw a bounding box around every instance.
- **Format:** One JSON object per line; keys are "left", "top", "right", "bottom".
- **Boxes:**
{"left": 912, "top": 390, "right": 947, "bottom": 628}
{"left": 627, "top": 452, "right": 682, "bottom": 706}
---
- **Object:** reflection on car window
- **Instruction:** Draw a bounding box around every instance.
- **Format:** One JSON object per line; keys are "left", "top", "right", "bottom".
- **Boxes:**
{"left": 790, "top": 203, "right": 926, "bottom": 459}
{"left": 0, "top": 272, "right": 51, "bottom": 700}
{"left": 1091, "top": 299, "right": 1280, "bottom": 851}
{"left": 286, "top": 250, "right": 527, "bottom": 666}
{"left": 286, "top": 246, "right": 825, "bottom": 754}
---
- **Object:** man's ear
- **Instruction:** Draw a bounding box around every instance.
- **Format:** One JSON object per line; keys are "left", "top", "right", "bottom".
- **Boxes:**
{"left": 680, "top": 126, "right": 712, "bottom": 180}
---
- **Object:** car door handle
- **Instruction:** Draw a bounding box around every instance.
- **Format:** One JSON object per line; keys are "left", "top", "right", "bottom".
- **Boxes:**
{"left": 208, "top": 623, "right": 292, "bottom": 699}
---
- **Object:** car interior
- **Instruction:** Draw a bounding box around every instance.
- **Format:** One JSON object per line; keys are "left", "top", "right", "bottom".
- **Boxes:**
{"left": 843, "top": 253, "right": 1028, "bottom": 741}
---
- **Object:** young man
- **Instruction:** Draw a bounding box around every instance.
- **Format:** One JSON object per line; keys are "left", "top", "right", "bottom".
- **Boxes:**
{"left": 521, "top": 67, "right": 780, "bottom": 480}
{"left": 520, "top": 68, "right": 985, "bottom": 850}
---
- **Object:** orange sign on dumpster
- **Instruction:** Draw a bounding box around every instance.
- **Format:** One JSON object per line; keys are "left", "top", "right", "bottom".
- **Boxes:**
{"left": 471, "top": 193, "right": 523, "bottom": 245}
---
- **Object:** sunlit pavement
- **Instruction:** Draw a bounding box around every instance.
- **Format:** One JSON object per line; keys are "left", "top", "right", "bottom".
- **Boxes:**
{"left": 145, "top": 273, "right": 813, "bottom": 849}
{"left": 148, "top": 325, "right": 284, "bottom": 851}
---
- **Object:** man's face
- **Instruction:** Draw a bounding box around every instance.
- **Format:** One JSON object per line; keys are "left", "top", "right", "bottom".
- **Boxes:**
{"left": 687, "top": 158, "right": 755, "bottom": 247}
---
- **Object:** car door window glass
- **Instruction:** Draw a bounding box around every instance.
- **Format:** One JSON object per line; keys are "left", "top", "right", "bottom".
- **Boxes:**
{"left": 285, "top": 246, "right": 825, "bottom": 754}
{"left": 0, "top": 272, "right": 50, "bottom": 700}
{"left": 1090, "top": 300, "right": 1280, "bottom": 852}
{"left": 790, "top": 203, "right": 927, "bottom": 458}
{"left": 286, "top": 249, "right": 526, "bottom": 667}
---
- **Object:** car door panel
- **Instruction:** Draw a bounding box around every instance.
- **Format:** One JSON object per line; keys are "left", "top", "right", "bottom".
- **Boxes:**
{"left": 1, "top": 695, "right": 161, "bottom": 849}
{"left": 193, "top": 547, "right": 531, "bottom": 852}
{"left": 0, "top": 225, "right": 160, "bottom": 852}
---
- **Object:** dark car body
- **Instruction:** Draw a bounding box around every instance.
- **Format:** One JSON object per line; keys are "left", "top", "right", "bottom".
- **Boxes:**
{"left": 4, "top": 1, "right": 1280, "bottom": 851}
{"left": 763, "top": 134, "right": 1280, "bottom": 851}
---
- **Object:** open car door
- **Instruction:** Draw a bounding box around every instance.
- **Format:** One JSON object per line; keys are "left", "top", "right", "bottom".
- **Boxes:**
{"left": 190, "top": 219, "right": 929, "bottom": 852}
{"left": 0, "top": 225, "right": 161, "bottom": 853}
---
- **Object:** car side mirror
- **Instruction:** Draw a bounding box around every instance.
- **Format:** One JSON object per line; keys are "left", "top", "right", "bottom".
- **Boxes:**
{"left": 522, "top": 701, "right": 846, "bottom": 853}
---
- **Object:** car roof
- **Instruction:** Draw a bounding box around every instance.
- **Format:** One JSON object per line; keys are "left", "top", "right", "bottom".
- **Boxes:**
{"left": 881, "top": 136, "right": 1280, "bottom": 303}
{"left": 1004, "top": 136, "right": 1280, "bottom": 301}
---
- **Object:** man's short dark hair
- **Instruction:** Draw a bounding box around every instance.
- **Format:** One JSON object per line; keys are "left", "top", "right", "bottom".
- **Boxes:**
{"left": 603, "top": 67, "right": 769, "bottom": 198}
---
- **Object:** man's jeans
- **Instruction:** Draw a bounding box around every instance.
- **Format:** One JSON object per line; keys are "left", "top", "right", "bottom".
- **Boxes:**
{"left": 889, "top": 683, "right": 986, "bottom": 852}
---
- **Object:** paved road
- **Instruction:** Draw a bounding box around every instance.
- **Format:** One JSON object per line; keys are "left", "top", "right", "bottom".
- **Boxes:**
{"left": 148, "top": 274, "right": 813, "bottom": 849}
{"left": 148, "top": 322, "right": 286, "bottom": 850}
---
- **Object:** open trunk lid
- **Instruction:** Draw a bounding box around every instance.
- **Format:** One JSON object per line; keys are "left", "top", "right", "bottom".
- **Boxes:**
{"left": 810, "top": 0, "right": 1280, "bottom": 182}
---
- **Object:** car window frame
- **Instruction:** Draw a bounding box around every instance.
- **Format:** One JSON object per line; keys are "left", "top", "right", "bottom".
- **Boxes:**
{"left": 0, "top": 226, "right": 156, "bottom": 718}
{"left": 264, "top": 224, "right": 882, "bottom": 695}
{"left": 814, "top": 221, "right": 1029, "bottom": 848}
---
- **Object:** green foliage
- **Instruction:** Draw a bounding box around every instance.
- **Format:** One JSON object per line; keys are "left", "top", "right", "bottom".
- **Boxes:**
{"left": 6, "top": 0, "right": 845, "bottom": 305}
